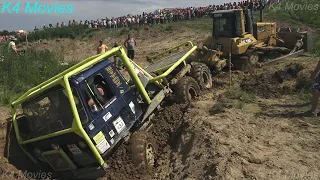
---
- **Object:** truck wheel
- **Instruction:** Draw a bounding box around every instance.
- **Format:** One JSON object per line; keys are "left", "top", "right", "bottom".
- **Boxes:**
{"left": 190, "top": 63, "right": 213, "bottom": 90}
{"left": 128, "top": 131, "right": 157, "bottom": 169}
{"left": 175, "top": 76, "right": 201, "bottom": 104}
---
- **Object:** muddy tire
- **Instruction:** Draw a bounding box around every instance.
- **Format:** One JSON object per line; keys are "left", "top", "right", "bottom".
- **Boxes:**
{"left": 190, "top": 63, "right": 213, "bottom": 90}
{"left": 175, "top": 76, "right": 201, "bottom": 104}
{"left": 128, "top": 131, "right": 157, "bottom": 170}
{"left": 248, "top": 51, "right": 259, "bottom": 66}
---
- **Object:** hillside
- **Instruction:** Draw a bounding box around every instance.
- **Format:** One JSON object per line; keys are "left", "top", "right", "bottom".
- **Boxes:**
{"left": 265, "top": 0, "right": 320, "bottom": 28}
{"left": 18, "top": 17, "right": 212, "bottom": 66}
{"left": 1, "top": 2, "right": 320, "bottom": 179}
{"left": 17, "top": 4, "right": 320, "bottom": 65}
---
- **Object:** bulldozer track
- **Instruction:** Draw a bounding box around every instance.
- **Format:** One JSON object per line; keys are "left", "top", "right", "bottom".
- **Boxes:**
{"left": 252, "top": 46, "right": 291, "bottom": 54}
{"left": 234, "top": 46, "right": 302, "bottom": 72}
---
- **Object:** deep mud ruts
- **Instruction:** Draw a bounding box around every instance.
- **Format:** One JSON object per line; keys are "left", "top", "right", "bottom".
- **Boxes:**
{"left": 102, "top": 104, "right": 189, "bottom": 180}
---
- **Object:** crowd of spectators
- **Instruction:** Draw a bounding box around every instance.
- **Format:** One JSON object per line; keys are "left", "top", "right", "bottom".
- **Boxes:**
{"left": 33, "top": 0, "right": 281, "bottom": 32}
{"left": 0, "top": 30, "right": 28, "bottom": 42}
{"left": 0, "top": 0, "right": 282, "bottom": 42}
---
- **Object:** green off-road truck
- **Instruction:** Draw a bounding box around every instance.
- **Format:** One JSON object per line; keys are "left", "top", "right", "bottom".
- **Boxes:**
{"left": 10, "top": 41, "right": 216, "bottom": 179}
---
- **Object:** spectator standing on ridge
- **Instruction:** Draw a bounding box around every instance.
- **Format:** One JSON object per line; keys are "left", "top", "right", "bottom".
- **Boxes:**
{"left": 97, "top": 40, "right": 108, "bottom": 54}
{"left": 124, "top": 34, "right": 136, "bottom": 60}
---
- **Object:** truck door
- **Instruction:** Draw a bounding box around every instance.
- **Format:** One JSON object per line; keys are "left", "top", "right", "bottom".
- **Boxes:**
{"left": 80, "top": 63, "right": 142, "bottom": 156}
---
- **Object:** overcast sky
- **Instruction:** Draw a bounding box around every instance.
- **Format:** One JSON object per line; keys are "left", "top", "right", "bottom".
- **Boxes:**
{"left": 0, "top": 0, "right": 230, "bottom": 31}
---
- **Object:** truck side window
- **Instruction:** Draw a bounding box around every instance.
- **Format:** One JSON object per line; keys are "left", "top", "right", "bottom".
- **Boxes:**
{"left": 84, "top": 73, "right": 116, "bottom": 113}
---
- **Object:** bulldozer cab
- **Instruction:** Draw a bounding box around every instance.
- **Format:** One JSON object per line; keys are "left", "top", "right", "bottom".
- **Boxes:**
{"left": 212, "top": 9, "right": 244, "bottom": 39}
{"left": 208, "top": 9, "right": 257, "bottom": 56}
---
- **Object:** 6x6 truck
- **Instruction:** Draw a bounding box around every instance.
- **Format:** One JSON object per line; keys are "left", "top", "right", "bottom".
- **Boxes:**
{"left": 11, "top": 41, "right": 214, "bottom": 179}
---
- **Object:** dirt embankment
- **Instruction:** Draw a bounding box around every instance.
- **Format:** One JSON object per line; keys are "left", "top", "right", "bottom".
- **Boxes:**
{"left": 20, "top": 27, "right": 209, "bottom": 67}
{"left": 101, "top": 89, "right": 320, "bottom": 180}
{"left": 100, "top": 58, "right": 320, "bottom": 180}
{"left": 155, "top": 101, "right": 320, "bottom": 180}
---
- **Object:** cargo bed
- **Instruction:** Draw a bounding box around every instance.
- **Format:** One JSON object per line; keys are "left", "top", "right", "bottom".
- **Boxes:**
{"left": 145, "top": 41, "right": 194, "bottom": 74}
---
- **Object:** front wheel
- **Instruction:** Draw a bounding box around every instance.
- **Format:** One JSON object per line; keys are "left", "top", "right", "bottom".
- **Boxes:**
{"left": 128, "top": 131, "right": 157, "bottom": 170}
{"left": 190, "top": 62, "right": 213, "bottom": 90}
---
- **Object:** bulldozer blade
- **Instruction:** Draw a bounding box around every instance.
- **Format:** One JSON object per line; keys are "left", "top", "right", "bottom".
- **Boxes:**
{"left": 263, "top": 49, "right": 305, "bottom": 65}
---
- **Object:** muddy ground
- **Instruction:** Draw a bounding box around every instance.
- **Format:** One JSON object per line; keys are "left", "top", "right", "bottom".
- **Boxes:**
{"left": 99, "top": 56, "right": 320, "bottom": 180}
{"left": 1, "top": 55, "right": 320, "bottom": 180}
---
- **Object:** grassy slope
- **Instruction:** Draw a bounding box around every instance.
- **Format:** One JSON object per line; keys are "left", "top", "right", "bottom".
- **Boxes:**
{"left": 265, "top": 0, "right": 320, "bottom": 27}
{"left": 0, "top": 47, "right": 71, "bottom": 105}
{"left": 22, "top": 17, "right": 212, "bottom": 43}
{"left": 264, "top": 0, "right": 320, "bottom": 53}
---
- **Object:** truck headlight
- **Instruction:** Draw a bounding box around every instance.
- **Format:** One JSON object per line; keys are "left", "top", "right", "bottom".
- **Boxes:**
{"left": 129, "top": 101, "right": 135, "bottom": 114}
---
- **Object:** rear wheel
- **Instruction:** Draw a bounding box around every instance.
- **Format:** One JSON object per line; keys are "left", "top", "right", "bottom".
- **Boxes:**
{"left": 128, "top": 131, "right": 157, "bottom": 169}
{"left": 190, "top": 62, "right": 213, "bottom": 90}
{"left": 175, "top": 76, "right": 201, "bottom": 104}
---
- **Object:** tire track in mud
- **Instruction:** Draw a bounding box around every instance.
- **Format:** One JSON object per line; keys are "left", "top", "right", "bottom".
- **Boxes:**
{"left": 102, "top": 103, "right": 189, "bottom": 180}
{"left": 103, "top": 89, "right": 320, "bottom": 180}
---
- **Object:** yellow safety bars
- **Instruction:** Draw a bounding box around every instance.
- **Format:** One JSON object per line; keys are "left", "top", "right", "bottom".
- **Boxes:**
{"left": 148, "top": 41, "right": 194, "bottom": 63}
{"left": 10, "top": 41, "right": 197, "bottom": 167}
{"left": 149, "top": 45, "right": 197, "bottom": 82}
{"left": 11, "top": 46, "right": 153, "bottom": 167}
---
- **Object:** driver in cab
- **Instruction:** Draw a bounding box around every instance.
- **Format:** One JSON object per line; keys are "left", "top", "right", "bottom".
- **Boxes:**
{"left": 86, "top": 75, "right": 107, "bottom": 112}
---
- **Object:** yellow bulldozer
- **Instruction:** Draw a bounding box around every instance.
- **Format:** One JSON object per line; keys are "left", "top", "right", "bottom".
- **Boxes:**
{"left": 192, "top": 7, "right": 313, "bottom": 72}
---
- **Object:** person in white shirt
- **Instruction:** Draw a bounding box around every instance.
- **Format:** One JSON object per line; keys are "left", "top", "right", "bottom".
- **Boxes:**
{"left": 8, "top": 37, "right": 18, "bottom": 54}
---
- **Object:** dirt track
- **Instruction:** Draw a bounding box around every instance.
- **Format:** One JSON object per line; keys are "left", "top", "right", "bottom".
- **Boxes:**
{"left": 1, "top": 56, "right": 320, "bottom": 180}
{"left": 98, "top": 87, "right": 320, "bottom": 180}
{"left": 151, "top": 97, "right": 320, "bottom": 180}
{"left": 97, "top": 57, "right": 320, "bottom": 180}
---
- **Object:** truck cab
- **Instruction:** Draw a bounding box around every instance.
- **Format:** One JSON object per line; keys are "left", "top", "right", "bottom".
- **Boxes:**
{"left": 11, "top": 42, "right": 200, "bottom": 179}
{"left": 15, "top": 58, "right": 143, "bottom": 178}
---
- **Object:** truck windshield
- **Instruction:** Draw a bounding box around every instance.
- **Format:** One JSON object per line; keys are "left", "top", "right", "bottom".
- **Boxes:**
{"left": 213, "top": 16, "right": 233, "bottom": 37}
{"left": 18, "top": 86, "right": 88, "bottom": 140}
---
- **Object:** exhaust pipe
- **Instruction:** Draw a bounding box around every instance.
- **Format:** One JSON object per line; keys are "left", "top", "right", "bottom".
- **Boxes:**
{"left": 246, "top": 8, "right": 253, "bottom": 35}
{"left": 260, "top": 0, "right": 264, "bottom": 22}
